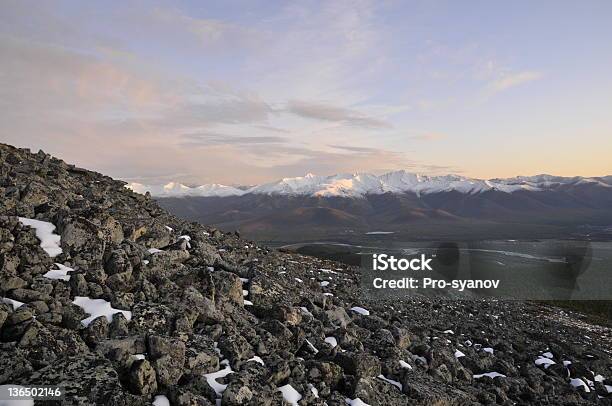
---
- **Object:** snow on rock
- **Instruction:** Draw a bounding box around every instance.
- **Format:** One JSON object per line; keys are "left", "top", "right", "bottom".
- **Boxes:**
{"left": 72, "top": 296, "right": 132, "bottom": 326}
{"left": 473, "top": 372, "right": 506, "bottom": 379}
{"left": 305, "top": 339, "right": 319, "bottom": 354}
{"left": 325, "top": 337, "right": 338, "bottom": 348}
{"left": 570, "top": 378, "right": 591, "bottom": 392}
{"left": 377, "top": 374, "right": 403, "bottom": 391}
{"left": 152, "top": 394, "right": 170, "bottom": 406}
{"left": 178, "top": 235, "right": 191, "bottom": 248}
{"left": 454, "top": 350, "right": 466, "bottom": 358}
{"left": 18, "top": 217, "right": 62, "bottom": 257}
{"left": 43, "top": 263, "right": 74, "bottom": 281}
{"left": 308, "top": 384, "right": 319, "bottom": 398}
{"left": 204, "top": 364, "right": 234, "bottom": 397}
{"left": 1, "top": 297, "right": 25, "bottom": 310}
{"left": 399, "top": 360, "right": 413, "bottom": 370}
{"left": 350, "top": 306, "right": 370, "bottom": 316}
{"left": 247, "top": 355, "right": 265, "bottom": 365}
{"left": 535, "top": 356, "right": 556, "bottom": 368}
{"left": 277, "top": 384, "right": 302, "bottom": 405}
{"left": 346, "top": 398, "right": 371, "bottom": 406}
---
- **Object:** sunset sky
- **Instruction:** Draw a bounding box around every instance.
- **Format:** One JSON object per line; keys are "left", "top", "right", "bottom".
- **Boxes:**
{"left": 1, "top": 0, "right": 611, "bottom": 185}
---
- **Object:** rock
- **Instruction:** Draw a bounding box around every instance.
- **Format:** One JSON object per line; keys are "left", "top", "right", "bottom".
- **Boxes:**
{"left": 325, "top": 306, "right": 352, "bottom": 328}
{"left": 335, "top": 352, "right": 381, "bottom": 378}
{"left": 128, "top": 359, "right": 157, "bottom": 395}
{"left": 24, "top": 352, "right": 142, "bottom": 405}
{"left": 83, "top": 315, "right": 109, "bottom": 345}
{"left": 149, "top": 335, "right": 186, "bottom": 386}
{"left": 0, "top": 275, "right": 27, "bottom": 291}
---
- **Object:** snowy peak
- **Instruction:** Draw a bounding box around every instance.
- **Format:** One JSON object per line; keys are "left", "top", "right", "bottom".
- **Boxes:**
{"left": 128, "top": 172, "right": 612, "bottom": 198}
{"left": 127, "top": 182, "right": 245, "bottom": 197}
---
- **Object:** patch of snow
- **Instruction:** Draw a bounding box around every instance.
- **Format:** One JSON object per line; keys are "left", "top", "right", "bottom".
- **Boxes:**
{"left": 164, "top": 226, "right": 173, "bottom": 231}
{"left": 243, "top": 300, "right": 253, "bottom": 306}
{"left": 325, "top": 337, "right": 338, "bottom": 348}
{"left": 399, "top": 360, "right": 412, "bottom": 370}
{"left": 295, "top": 278, "right": 303, "bottom": 283}
{"left": 1, "top": 297, "right": 25, "bottom": 310}
{"left": 323, "top": 293, "right": 334, "bottom": 296}
{"left": 152, "top": 395, "right": 170, "bottom": 406}
{"left": 243, "top": 289, "right": 249, "bottom": 297}
{"left": 455, "top": 350, "right": 466, "bottom": 358}
{"left": 308, "top": 384, "right": 319, "bottom": 398}
{"left": 377, "top": 374, "right": 402, "bottom": 390}
{"left": 594, "top": 374, "right": 605, "bottom": 382}
{"left": 204, "top": 364, "right": 234, "bottom": 397}
{"left": 350, "top": 306, "right": 370, "bottom": 316}
{"left": 72, "top": 296, "right": 132, "bottom": 326}
{"left": 18, "top": 217, "right": 62, "bottom": 257}
{"left": 305, "top": 339, "right": 319, "bottom": 354}
{"left": 132, "top": 354, "right": 146, "bottom": 360}
{"left": 483, "top": 347, "right": 494, "bottom": 354}
{"left": 570, "top": 378, "right": 590, "bottom": 392}
{"left": 247, "top": 355, "right": 264, "bottom": 365}
{"left": 240, "top": 277, "right": 249, "bottom": 283}
{"left": 320, "top": 281, "right": 330, "bottom": 287}
{"left": 542, "top": 351, "right": 554, "bottom": 359}
{"left": 473, "top": 372, "right": 506, "bottom": 379}
{"left": 148, "top": 248, "right": 162, "bottom": 254}
{"left": 345, "top": 397, "right": 371, "bottom": 406}
{"left": 365, "top": 231, "right": 395, "bottom": 235}
{"left": 178, "top": 235, "right": 191, "bottom": 248}
{"left": 535, "top": 356, "right": 556, "bottom": 368}
{"left": 563, "top": 360, "right": 572, "bottom": 366}
{"left": 43, "top": 263, "right": 73, "bottom": 281}
{"left": 277, "top": 384, "right": 302, "bottom": 405}
{"left": 443, "top": 329, "right": 454, "bottom": 335}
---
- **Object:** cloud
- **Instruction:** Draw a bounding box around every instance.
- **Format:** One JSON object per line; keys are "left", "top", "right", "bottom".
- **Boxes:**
{"left": 409, "top": 133, "right": 447, "bottom": 141}
{"left": 181, "top": 133, "right": 286, "bottom": 147}
{"left": 490, "top": 71, "right": 542, "bottom": 92}
{"left": 286, "top": 100, "right": 391, "bottom": 129}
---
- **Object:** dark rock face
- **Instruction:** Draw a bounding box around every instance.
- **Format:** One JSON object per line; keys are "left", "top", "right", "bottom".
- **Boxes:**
{"left": 0, "top": 143, "right": 611, "bottom": 405}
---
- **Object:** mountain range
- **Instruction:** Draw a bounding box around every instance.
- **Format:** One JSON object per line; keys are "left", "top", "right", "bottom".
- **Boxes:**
{"left": 128, "top": 171, "right": 612, "bottom": 198}
{"left": 131, "top": 172, "right": 612, "bottom": 243}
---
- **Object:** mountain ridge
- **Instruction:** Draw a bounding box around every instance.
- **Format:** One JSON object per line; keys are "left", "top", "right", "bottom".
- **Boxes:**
{"left": 128, "top": 171, "right": 612, "bottom": 198}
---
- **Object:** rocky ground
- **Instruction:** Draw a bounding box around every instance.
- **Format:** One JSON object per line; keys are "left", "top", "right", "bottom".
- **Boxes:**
{"left": 1, "top": 142, "right": 611, "bottom": 405}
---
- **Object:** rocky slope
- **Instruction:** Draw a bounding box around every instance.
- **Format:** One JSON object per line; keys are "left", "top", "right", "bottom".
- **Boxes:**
{"left": 1, "top": 142, "right": 611, "bottom": 405}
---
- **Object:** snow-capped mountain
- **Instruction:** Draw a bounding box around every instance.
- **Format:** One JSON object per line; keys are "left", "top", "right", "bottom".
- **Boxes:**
{"left": 127, "top": 171, "right": 611, "bottom": 198}
{"left": 127, "top": 181, "right": 245, "bottom": 197}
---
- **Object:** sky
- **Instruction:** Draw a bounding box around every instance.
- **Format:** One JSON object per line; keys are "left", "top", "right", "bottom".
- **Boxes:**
{"left": 1, "top": 0, "right": 611, "bottom": 185}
